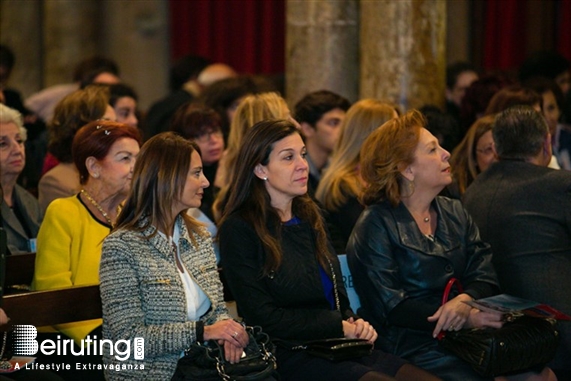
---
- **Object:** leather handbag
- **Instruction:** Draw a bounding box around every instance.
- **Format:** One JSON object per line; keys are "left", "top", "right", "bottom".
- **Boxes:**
{"left": 298, "top": 337, "right": 373, "bottom": 362}
{"left": 437, "top": 278, "right": 559, "bottom": 377}
{"left": 171, "top": 325, "right": 277, "bottom": 381}
{"left": 291, "top": 258, "right": 373, "bottom": 362}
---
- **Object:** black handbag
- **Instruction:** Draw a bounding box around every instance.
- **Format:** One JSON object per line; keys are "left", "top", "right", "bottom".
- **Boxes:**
{"left": 171, "top": 325, "right": 277, "bottom": 381}
{"left": 298, "top": 337, "right": 373, "bottom": 362}
{"left": 291, "top": 258, "right": 373, "bottom": 362}
{"left": 437, "top": 278, "right": 559, "bottom": 377}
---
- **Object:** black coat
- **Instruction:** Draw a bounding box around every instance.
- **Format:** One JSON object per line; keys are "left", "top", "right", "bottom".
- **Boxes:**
{"left": 218, "top": 214, "right": 357, "bottom": 342}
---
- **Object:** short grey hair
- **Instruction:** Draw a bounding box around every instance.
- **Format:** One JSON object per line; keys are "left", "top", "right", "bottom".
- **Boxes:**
{"left": 0, "top": 103, "right": 27, "bottom": 141}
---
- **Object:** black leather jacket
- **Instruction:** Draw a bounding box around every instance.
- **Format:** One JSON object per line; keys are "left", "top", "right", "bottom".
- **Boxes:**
{"left": 347, "top": 196, "right": 499, "bottom": 356}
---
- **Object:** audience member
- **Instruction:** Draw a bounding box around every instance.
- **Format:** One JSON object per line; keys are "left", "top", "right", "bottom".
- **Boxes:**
{"left": 525, "top": 77, "right": 571, "bottom": 170}
{"left": 519, "top": 50, "right": 571, "bottom": 124}
{"left": 25, "top": 55, "right": 120, "bottom": 124}
{"left": 198, "top": 75, "right": 278, "bottom": 141}
{"left": 484, "top": 85, "right": 561, "bottom": 169}
{"left": 463, "top": 106, "right": 571, "bottom": 379}
{"left": 33, "top": 121, "right": 141, "bottom": 381}
{"left": 445, "top": 62, "right": 479, "bottom": 124}
{"left": 294, "top": 90, "right": 351, "bottom": 195}
{"left": 0, "top": 104, "right": 41, "bottom": 254}
{"left": 459, "top": 74, "right": 511, "bottom": 133}
{"left": 218, "top": 119, "right": 438, "bottom": 381}
{"left": 1, "top": 44, "right": 46, "bottom": 193}
{"left": 108, "top": 83, "right": 139, "bottom": 128}
{"left": 316, "top": 99, "right": 397, "bottom": 253}
{"left": 347, "top": 110, "right": 554, "bottom": 381}
{"left": 171, "top": 103, "right": 224, "bottom": 222}
{"left": 98, "top": 132, "right": 246, "bottom": 380}
{"left": 38, "top": 85, "right": 116, "bottom": 212}
{"left": 419, "top": 105, "right": 462, "bottom": 152}
{"left": 447, "top": 115, "right": 497, "bottom": 198}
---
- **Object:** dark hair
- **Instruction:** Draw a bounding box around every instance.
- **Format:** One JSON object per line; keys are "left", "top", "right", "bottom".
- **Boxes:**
{"left": 419, "top": 105, "right": 461, "bottom": 151}
{"left": 294, "top": 90, "right": 351, "bottom": 126}
{"left": 0, "top": 44, "right": 15, "bottom": 73}
{"left": 459, "top": 74, "right": 512, "bottom": 131}
{"left": 198, "top": 75, "right": 278, "bottom": 137}
{"left": 114, "top": 132, "right": 205, "bottom": 243}
{"left": 493, "top": 105, "right": 549, "bottom": 160}
{"left": 169, "top": 55, "right": 212, "bottom": 92}
{"left": 524, "top": 77, "right": 565, "bottom": 112}
{"left": 170, "top": 103, "right": 222, "bottom": 139}
{"left": 446, "top": 61, "right": 478, "bottom": 89}
{"left": 485, "top": 85, "right": 542, "bottom": 115}
{"left": 49, "top": 85, "right": 111, "bottom": 162}
{"left": 73, "top": 55, "right": 120, "bottom": 86}
{"left": 72, "top": 120, "right": 142, "bottom": 185}
{"left": 519, "top": 50, "right": 570, "bottom": 83}
{"left": 360, "top": 110, "right": 425, "bottom": 207}
{"left": 108, "top": 83, "right": 138, "bottom": 106}
{"left": 218, "top": 119, "right": 330, "bottom": 275}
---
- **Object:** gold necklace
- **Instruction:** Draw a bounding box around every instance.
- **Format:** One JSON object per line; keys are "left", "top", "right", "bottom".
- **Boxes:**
{"left": 80, "top": 189, "right": 120, "bottom": 227}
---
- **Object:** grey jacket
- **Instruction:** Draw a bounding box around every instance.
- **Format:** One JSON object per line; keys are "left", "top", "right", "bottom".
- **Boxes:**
{"left": 1, "top": 184, "right": 42, "bottom": 254}
{"left": 99, "top": 215, "right": 231, "bottom": 381}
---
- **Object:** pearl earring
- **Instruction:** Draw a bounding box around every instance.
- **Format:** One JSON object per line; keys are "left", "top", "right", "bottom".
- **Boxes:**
{"left": 263, "top": 177, "right": 268, "bottom": 181}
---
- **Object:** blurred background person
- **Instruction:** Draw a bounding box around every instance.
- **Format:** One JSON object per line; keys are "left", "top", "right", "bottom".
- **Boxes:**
{"left": 445, "top": 61, "right": 479, "bottom": 125}
{"left": 295, "top": 90, "right": 351, "bottom": 196}
{"left": 38, "top": 85, "right": 116, "bottom": 212}
{"left": 108, "top": 83, "right": 139, "bottom": 128}
{"left": 316, "top": 100, "right": 397, "bottom": 253}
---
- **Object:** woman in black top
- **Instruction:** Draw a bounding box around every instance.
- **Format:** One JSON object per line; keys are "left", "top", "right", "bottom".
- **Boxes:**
{"left": 218, "top": 119, "right": 439, "bottom": 381}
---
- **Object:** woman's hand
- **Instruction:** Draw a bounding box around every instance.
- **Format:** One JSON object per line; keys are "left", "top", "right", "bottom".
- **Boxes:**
{"left": 343, "top": 318, "right": 378, "bottom": 343}
{"left": 465, "top": 309, "right": 504, "bottom": 329}
{"left": 0, "top": 309, "right": 9, "bottom": 326}
{"left": 223, "top": 340, "right": 245, "bottom": 364}
{"left": 204, "top": 319, "right": 249, "bottom": 349}
{"left": 427, "top": 293, "right": 473, "bottom": 337}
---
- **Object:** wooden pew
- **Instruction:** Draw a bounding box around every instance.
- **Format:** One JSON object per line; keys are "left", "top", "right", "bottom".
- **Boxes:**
{"left": 1, "top": 284, "right": 102, "bottom": 329}
{"left": 4, "top": 252, "right": 36, "bottom": 290}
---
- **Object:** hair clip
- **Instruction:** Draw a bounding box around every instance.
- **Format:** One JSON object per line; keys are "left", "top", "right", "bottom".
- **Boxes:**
{"left": 105, "top": 130, "right": 111, "bottom": 135}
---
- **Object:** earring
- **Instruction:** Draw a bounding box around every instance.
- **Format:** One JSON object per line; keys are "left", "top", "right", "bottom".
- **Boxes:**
{"left": 93, "top": 173, "right": 100, "bottom": 179}
{"left": 263, "top": 177, "right": 268, "bottom": 181}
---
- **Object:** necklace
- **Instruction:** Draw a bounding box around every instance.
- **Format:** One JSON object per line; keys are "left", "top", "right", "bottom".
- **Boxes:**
{"left": 81, "top": 189, "right": 119, "bottom": 227}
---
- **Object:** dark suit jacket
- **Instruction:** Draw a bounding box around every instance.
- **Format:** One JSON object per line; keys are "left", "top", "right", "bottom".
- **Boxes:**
{"left": 0, "top": 185, "right": 42, "bottom": 254}
{"left": 463, "top": 160, "right": 571, "bottom": 373}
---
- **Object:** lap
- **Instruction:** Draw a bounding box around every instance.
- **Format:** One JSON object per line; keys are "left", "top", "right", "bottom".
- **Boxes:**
{"left": 276, "top": 348, "right": 406, "bottom": 381}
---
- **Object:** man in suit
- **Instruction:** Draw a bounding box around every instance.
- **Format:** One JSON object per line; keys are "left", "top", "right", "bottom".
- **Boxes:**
{"left": 463, "top": 105, "right": 571, "bottom": 379}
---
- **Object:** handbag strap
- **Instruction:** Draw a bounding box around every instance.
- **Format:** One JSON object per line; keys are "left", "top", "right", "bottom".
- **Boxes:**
{"left": 326, "top": 257, "right": 341, "bottom": 312}
{"left": 437, "top": 278, "right": 464, "bottom": 340}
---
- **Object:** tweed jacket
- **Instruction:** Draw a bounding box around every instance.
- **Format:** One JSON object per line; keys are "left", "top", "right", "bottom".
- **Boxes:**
{"left": 99, "top": 215, "right": 231, "bottom": 381}
{"left": 1, "top": 184, "right": 42, "bottom": 254}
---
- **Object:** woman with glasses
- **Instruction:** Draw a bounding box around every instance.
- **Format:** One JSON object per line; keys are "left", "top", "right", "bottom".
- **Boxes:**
{"left": 447, "top": 115, "right": 497, "bottom": 198}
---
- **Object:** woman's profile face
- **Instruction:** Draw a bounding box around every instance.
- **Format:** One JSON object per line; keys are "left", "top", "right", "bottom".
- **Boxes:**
{"left": 474, "top": 130, "right": 497, "bottom": 173}
{"left": 94, "top": 137, "right": 140, "bottom": 197}
{"left": 177, "top": 150, "right": 210, "bottom": 211}
{"left": 0, "top": 122, "right": 25, "bottom": 179}
{"left": 406, "top": 128, "right": 452, "bottom": 192}
{"left": 541, "top": 90, "right": 560, "bottom": 134}
{"left": 256, "top": 133, "right": 308, "bottom": 206}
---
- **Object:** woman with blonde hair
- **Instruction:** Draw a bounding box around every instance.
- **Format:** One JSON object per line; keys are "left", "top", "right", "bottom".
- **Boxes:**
{"left": 448, "top": 115, "right": 496, "bottom": 197}
{"left": 213, "top": 92, "right": 297, "bottom": 219}
{"left": 316, "top": 99, "right": 398, "bottom": 253}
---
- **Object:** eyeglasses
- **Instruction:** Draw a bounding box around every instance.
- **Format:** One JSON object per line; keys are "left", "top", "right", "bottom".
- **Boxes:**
{"left": 194, "top": 130, "right": 223, "bottom": 143}
{"left": 476, "top": 144, "right": 495, "bottom": 156}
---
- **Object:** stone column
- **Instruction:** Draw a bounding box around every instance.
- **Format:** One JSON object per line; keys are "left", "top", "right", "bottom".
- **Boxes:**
{"left": 42, "top": 0, "right": 100, "bottom": 87}
{"left": 360, "top": 0, "right": 446, "bottom": 111}
{"left": 286, "top": 0, "right": 359, "bottom": 106}
{"left": 0, "top": 0, "right": 42, "bottom": 97}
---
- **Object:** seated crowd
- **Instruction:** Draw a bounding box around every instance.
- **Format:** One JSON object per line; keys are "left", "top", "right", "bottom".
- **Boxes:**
{"left": 1, "top": 49, "right": 571, "bottom": 381}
